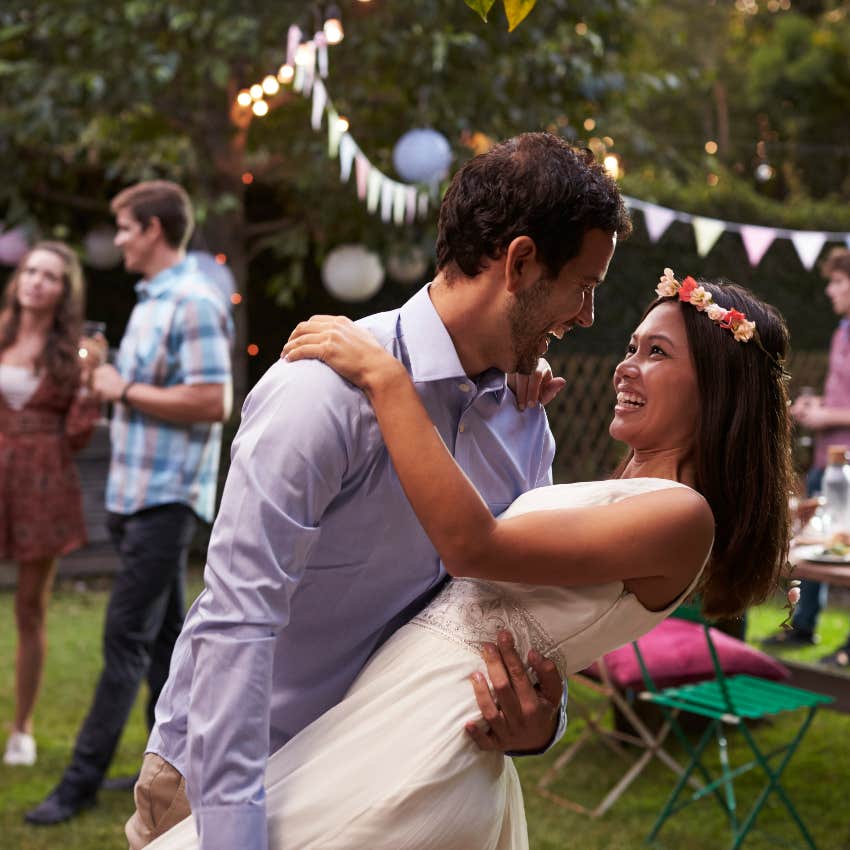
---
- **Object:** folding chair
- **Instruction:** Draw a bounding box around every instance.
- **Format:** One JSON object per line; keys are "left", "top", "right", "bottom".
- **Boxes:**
{"left": 635, "top": 603, "right": 834, "bottom": 850}
{"left": 537, "top": 657, "right": 699, "bottom": 817}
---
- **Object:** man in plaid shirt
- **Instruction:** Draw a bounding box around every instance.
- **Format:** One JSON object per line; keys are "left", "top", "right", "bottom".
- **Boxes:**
{"left": 26, "top": 181, "right": 233, "bottom": 826}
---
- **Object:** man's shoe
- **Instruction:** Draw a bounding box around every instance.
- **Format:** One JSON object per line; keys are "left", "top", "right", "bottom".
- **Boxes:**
{"left": 820, "top": 646, "right": 850, "bottom": 669}
{"left": 24, "top": 788, "right": 96, "bottom": 826}
{"left": 101, "top": 772, "right": 140, "bottom": 792}
{"left": 761, "top": 628, "right": 819, "bottom": 648}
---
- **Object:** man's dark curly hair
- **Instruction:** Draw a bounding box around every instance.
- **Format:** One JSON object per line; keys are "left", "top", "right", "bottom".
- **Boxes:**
{"left": 435, "top": 133, "right": 631, "bottom": 281}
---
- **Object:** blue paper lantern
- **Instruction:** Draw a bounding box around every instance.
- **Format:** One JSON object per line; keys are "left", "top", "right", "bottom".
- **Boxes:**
{"left": 392, "top": 129, "right": 452, "bottom": 184}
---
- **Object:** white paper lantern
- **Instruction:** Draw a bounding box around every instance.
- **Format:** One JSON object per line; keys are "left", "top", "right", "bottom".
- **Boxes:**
{"left": 322, "top": 244, "right": 384, "bottom": 302}
{"left": 0, "top": 227, "right": 30, "bottom": 266}
{"left": 392, "top": 129, "right": 452, "bottom": 184}
{"left": 385, "top": 244, "right": 428, "bottom": 286}
{"left": 188, "top": 251, "right": 236, "bottom": 309}
{"left": 84, "top": 225, "right": 122, "bottom": 269}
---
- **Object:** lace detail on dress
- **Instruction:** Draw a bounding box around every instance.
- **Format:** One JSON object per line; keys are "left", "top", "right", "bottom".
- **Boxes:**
{"left": 409, "top": 579, "right": 568, "bottom": 676}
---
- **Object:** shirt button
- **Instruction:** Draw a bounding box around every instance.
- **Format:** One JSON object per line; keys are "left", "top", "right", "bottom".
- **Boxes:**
{"left": 458, "top": 383, "right": 470, "bottom": 392}
{"left": 459, "top": 423, "right": 466, "bottom": 433}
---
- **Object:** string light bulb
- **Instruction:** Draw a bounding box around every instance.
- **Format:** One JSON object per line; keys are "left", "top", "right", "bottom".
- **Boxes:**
{"left": 236, "top": 90, "right": 253, "bottom": 107}
{"left": 295, "top": 41, "right": 313, "bottom": 66}
{"left": 337, "top": 115, "right": 350, "bottom": 133}
{"left": 603, "top": 154, "right": 621, "bottom": 180}
{"left": 278, "top": 63, "right": 294, "bottom": 84}
{"left": 252, "top": 100, "right": 269, "bottom": 117}
{"left": 262, "top": 75, "right": 280, "bottom": 96}
{"left": 249, "top": 83, "right": 264, "bottom": 100}
{"left": 323, "top": 6, "right": 344, "bottom": 44}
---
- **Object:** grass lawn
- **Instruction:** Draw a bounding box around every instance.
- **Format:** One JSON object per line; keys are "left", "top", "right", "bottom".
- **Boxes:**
{"left": 1, "top": 574, "right": 849, "bottom": 850}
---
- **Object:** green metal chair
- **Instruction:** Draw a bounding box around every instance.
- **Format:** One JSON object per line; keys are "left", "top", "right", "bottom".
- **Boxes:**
{"left": 633, "top": 602, "right": 834, "bottom": 850}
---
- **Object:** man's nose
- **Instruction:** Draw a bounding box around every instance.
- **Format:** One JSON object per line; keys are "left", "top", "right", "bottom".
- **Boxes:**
{"left": 575, "top": 291, "right": 595, "bottom": 328}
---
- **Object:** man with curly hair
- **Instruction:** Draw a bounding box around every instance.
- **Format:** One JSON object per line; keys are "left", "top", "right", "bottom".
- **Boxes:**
{"left": 127, "top": 134, "right": 630, "bottom": 850}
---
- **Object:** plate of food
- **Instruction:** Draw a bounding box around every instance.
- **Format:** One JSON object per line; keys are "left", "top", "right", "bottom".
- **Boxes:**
{"left": 796, "top": 534, "right": 850, "bottom": 564}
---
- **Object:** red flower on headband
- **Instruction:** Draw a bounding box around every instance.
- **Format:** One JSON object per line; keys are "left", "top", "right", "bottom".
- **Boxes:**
{"left": 678, "top": 276, "right": 698, "bottom": 302}
{"left": 718, "top": 308, "right": 746, "bottom": 330}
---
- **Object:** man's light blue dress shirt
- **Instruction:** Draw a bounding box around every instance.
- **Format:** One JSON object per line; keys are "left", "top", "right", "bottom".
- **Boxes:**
{"left": 148, "top": 285, "right": 557, "bottom": 850}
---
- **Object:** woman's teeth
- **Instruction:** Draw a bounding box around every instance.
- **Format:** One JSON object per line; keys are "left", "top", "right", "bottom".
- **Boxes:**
{"left": 616, "top": 391, "right": 645, "bottom": 407}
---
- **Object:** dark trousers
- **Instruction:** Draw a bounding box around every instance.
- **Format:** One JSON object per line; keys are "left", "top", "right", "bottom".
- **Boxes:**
{"left": 61, "top": 503, "right": 197, "bottom": 797}
{"left": 793, "top": 467, "right": 827, "bottom": 635}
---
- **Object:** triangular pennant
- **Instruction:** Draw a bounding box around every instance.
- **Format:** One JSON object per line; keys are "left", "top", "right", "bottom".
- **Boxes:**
{"left": 692, "top": 217, "right": 726, "bottom": 257}
{"left": 339, "top": 133, "right": 356, "bottom": 183}
{"left": 310, "top": 79, "right": 327, "bottom": 131}
{"left": 286, "top": 25, "right": 302, "bottom": 67}
{"left": 380, "top": 177, "right": 395, "bottom": 223}
{"left": 393, "top": 183, "right": 407, "bottom": 226}
{"left": 642, "top": 204, "right": 676, "bottom": 243}
{"left": 405, "top": 186, "right": 417, "bottom": 224}
{"left": 791, "top": 232, "right": 827, "bottom": 271}
{"left": 366, "top": 169, "right": 382, "bottom": 213}
{"left": 355, "top": 153, "right": 370, "bottom": 200}
{"left": 739, "top": 225, "right": 777, "bottom": 267}
{"left": 327, "top": 106, "right": 340, "bottom": 157}
{"left": 293, "top": 61, "right": 305, "bottom": 93}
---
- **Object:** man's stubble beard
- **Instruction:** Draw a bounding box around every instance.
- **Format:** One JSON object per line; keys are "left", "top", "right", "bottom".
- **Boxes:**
{"left": 508, "top": 276, "right": 554, "bottom": 375}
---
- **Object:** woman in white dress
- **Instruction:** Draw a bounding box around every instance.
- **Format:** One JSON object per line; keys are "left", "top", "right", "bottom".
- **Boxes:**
{"left": 151, "top": 271, "right": 792, "bottom": 850}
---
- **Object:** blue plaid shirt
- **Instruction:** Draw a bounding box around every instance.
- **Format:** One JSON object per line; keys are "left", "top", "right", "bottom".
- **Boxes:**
{"left": 106, "top": 256, "right": 233, "bottom": 522}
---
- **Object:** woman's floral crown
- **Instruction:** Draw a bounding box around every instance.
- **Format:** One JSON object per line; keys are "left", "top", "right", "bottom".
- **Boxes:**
{"left": 655, "top": 268, "right": 785, "bottom": 372}
{"left": 655, "top": 268, "right": 757, "bottom": 341}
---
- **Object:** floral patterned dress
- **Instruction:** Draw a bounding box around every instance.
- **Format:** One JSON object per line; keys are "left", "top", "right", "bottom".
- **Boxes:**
{"left": 0, "top": 374, "right": 101, "bottom": 562}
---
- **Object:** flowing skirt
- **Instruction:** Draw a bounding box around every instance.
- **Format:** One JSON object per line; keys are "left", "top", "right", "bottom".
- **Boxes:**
{"left": 149, "top": 623, "right": 528, "bottom": 850}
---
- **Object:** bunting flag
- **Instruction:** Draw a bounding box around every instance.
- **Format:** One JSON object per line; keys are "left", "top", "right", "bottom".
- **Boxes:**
{"left": 740, "top": 225, "right": 776, "bottom": 267}
{"left": 393, "top": 183, "right": 407, "bottom": 226}
{"left": 338, "top": 133, "right": 356, "bottom": 182}
{"left": 366, "top": 169, "right": 382, "bottom": 214}
{"left": 643, "top": 205, "right": 676, "bottom": 243}
{"left": 314, "top": 31, "right": 329, "bottom": 79}
{"left": 327, "top": 106, "right": 341, "bottom": 158}
{"left": 286, "top": 25, "right": 302, "bottom": 67}
{"left": 380, "top": 178, "right": 395, "bottom": 222}
{"left": 310, "top": 80, "right": 327, "bottom": 131}
{"left": 355, "top": 152, "right": 370, "bottom": 201}
{"left": 791, "top": 231, "right": 828, "bottom": 271}
{"left": 625, "top": 196, "right": 850, "bottom": 269}
{"left": 692, "top": 216, "right": 726, "bottom": 258}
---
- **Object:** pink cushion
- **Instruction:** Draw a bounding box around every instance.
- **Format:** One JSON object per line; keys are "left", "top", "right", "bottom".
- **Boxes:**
{"left": 583, "top": 618, "right": 790, "bottom": 691}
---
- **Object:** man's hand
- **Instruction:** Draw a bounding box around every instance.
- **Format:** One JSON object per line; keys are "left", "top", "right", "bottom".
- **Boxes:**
{"left": 508, "top": 358, "right": 567, "bottom": 412}
{"left": 91, "top": 363, "right": 127, "bottom": 403}
{"left": 466, "top": 629, "right": 563, "bottom": 753}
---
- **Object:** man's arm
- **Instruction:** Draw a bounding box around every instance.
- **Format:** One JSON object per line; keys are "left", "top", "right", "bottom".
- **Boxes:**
{"left": 93, "top": 293, "right": 233, "bottom": 424}
{"left": 183, "top": 362, "right": 358, "bottom": 850}
{"left": 92, "top": 371, "right": 230, "bottom": 423}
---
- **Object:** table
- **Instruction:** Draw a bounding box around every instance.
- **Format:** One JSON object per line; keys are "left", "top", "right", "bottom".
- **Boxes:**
{"left": 792, "top": 558, "right": 850, "bottom": 588}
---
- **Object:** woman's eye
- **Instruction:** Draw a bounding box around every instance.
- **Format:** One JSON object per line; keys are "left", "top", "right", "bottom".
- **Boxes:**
{"left": 650, "top": 345, "right": 666, "bottom": 356}
{"left": 625, "top": 343, "right": 637, "bottom": 355}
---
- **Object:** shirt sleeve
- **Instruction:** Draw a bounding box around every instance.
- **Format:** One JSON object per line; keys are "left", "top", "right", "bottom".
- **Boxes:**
{"left": 184, "top": 360, "right": 363, "bottom": 850}
{"left": 174, "top": 295, "right": 233, "bottom": 385}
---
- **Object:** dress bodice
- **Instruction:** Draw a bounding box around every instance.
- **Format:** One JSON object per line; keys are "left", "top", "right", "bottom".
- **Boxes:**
{"left": 409, "top": 478, "right": 707, "bottom": 677}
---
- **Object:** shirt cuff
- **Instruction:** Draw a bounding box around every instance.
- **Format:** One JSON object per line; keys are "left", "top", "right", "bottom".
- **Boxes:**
{"left": 508, "top": 682, "right": 568, "bottom": 758}
{"left": 196, "top": 804, "right": 268, "bottom": 850}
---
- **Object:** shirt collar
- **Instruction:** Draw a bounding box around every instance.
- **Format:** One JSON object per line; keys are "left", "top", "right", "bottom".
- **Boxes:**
{"left": 134, "top": 256, "right": 191, "bottom": 301}
{"left": 398, "top": 284, "right": 507, "bottom": 399}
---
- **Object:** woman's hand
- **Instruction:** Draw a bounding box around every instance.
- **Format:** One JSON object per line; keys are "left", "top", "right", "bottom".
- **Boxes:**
{"left": 281, "top": 315, "right": 406, "bottom": 395}
{"left": 507, "top": 358, "right": 567, "bottom": 411}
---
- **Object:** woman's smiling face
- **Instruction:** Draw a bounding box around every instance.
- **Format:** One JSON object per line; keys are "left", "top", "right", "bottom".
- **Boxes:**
{"left": 609, "top": 301, "right": 700, "bottom": 454}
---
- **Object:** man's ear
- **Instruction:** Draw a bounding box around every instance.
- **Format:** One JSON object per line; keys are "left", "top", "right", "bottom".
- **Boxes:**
{"left": 504, "top": 236, "right": 544, "bottom": 294}
{"left": 144, "top": 215, "right": 164, "bottom": 242}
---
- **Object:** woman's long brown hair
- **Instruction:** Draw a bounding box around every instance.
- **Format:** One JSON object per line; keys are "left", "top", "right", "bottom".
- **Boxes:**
{"left": 618, "top": 282, "right": 793, "bottom": 618}
{"left": 0, "top": 241, "right": 85, "bottom": 386}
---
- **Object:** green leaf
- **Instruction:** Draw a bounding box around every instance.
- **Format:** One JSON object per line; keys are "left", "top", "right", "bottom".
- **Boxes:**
{"left": 503, "top": 0, "right": 537, "bottom": 31}
{"left": 464, "top": 0, "right": 496, "bottom": 23}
